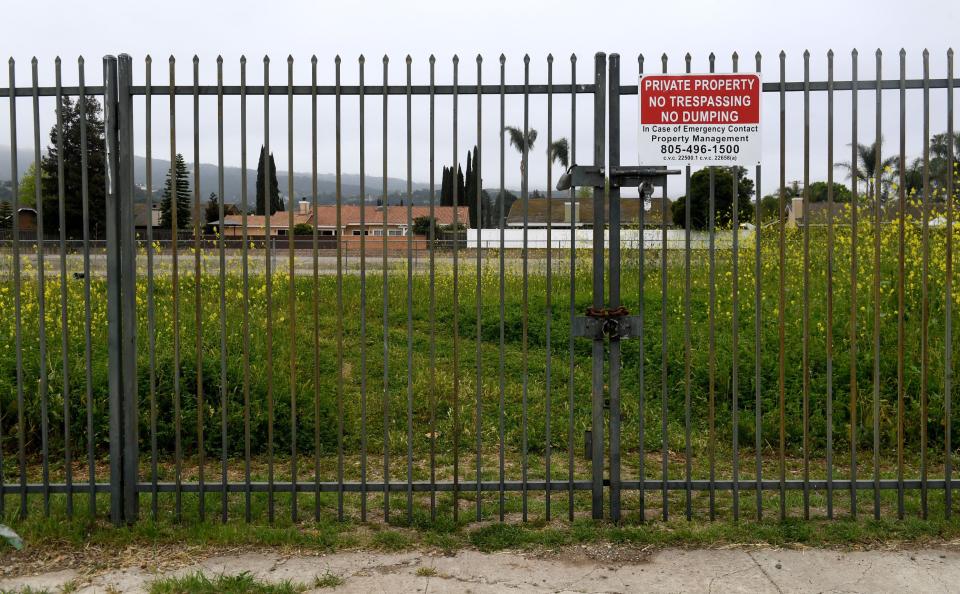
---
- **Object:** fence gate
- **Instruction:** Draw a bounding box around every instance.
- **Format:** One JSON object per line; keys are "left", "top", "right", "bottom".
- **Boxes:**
{"left": 3, "top": 48, "right": 959, "bottom": 528}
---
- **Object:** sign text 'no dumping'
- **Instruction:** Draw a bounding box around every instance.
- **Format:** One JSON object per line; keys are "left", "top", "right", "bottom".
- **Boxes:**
{"left": 639, "top": 73, "right": 761, "bottom": 166}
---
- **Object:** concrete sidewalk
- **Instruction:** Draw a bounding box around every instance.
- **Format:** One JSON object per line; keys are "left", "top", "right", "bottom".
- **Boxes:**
{"left": 2, "top": 546, "right": 958, "bottom": 593}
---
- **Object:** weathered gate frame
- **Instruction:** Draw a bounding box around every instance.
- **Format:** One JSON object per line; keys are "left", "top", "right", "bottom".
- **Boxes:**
{"left": 1, "top": 50, "right": 957, "bottom": 527}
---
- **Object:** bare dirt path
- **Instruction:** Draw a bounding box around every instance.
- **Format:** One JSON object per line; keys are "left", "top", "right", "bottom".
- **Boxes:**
{"left": 3, "top": 545, "right": 960, "bottom": 593}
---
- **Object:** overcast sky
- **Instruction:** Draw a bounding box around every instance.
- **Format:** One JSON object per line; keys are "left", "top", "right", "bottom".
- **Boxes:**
{"left": 2, "top": 0, "right": 957, "bottom": 199}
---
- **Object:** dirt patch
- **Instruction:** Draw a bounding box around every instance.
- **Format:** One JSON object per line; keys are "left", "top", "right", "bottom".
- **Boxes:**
{"left": 536, "top": 542, "right": 655, "bottom": 565}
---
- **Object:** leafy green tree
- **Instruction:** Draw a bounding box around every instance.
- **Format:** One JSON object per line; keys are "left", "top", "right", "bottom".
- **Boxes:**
{"left": 255, "top": 146, "right": 283, "bottom": 215}
{"left": 671, "top": 167, "right": 755, "bottom": 230}
{"left": 38, "top": 96, "right": 107, "bottom": 238}
{"left": 807, "top": 181, "right": 852, "bottom": 203}
{"left": 293, "top": 222, "right": 313, "bottom": 235}
{"left": 205, "top": 192, "right": 221, "bottom": 225}
{"left": 412, "top": 215, "right": 436, "bottom": 237}
{"left": 17, "top": 162, "right": 42, "bottom": 208}
{"left": 159, "top": 153, "right": 191, "bottom": 230}
{"left": 491, "top": 189, "right": 517, "bottom": 228}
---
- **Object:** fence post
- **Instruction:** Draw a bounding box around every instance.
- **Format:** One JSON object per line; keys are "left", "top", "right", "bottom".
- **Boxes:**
{"left": 104, "top": 54, "right": 138, "bottom": 525}
{"left": 118, "top": 54, "right": 139, "bottom": 523}
{"left": 590, "top": 52, "right": 606, "bottom": 520}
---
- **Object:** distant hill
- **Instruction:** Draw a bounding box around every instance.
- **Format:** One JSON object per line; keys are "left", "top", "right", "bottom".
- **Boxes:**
{"left": 0, "top": 145, "right": 431, "bottom": 204}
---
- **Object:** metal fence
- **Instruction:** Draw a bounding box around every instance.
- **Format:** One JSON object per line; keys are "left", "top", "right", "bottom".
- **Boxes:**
{"left": 0, "top": 50, "right": 957, "bottom": 527}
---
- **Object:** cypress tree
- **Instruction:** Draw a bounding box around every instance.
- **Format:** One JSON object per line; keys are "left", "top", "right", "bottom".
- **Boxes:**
{"left": 159, "top": 153, "right": 191, "bottom": 230}
{"left": 255, "top": 145, "right": 283, "bottom": 215}
{"left": 440, "top": 166, "right": 452, "bottom": 207}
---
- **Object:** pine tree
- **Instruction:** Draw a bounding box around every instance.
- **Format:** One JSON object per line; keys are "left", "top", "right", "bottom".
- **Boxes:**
{"left": 0, "top": 200, "right": 11, "bottom": 230}
{"left": 255, "top": 146, "right": 283, "bottom": 215}
{"left": 39, "top": 96, "right": 107, "bottom": 238}
{"left": 159, "top": 153, "right": 192, "bottom": 230}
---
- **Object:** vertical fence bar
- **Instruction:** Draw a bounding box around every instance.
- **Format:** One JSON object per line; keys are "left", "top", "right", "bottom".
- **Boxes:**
{"left": 312, "top": 55, "right": 321, "bottom": 523}
{"left": 920, "top": 48, "right": 930, "bottom": 520}
{"left": 240, "top": 55, "right": 252, "bottom": 522}
{"left": 104, "top": 55, "right": 120, "bottom": 525}
{"left": 287, "top": 54, "right": 298, "bottom": 524}
{"left": 497, "top": 53, "right": 506, "bottom": 522}
{"left": 334, "top": 54, "right": 345, "bottom": 521}
{"left": 826, "top": 49, "right": 835, "bottom": 520}
{"left": 355, "top": 54, "right": 368, "bottom": 522}
{"left": 168, "top": 55, "right": 183, "bottom": 523}
{"left": 452, "top": 53, "right": 461, "bottom": 522}
{"left": 778, "top": 50, "right": 787, "bottom": 520}
{"left": 8, "top": 58, "right": 26, "bottom": 519}
{"left": 79, "top": 57, "right": 96, "bottom": 520}
{"left": 946, "top": 48, "right": 954, "bottom": 519}
{"left": 683, "top": 53, "right": 692, "bottom": 522}
{"left": 475, "top": 54, "right": 484, "bottom": 522}
{"left": 118, "top": 54, "right": 138, "bottom": 524}
{"left": 608, "top": 53, "right": 621, "bottom": 523}
{"left": 545, "top": 53, "right": 553, "bottom": 522}
{"left": 217, "top": 55, "right": 228, "bottom": 524}
{"left": 590, "top": 51, "right": 606, "bottom": 520}
{"left": 849, "top": 48, "right": 859, "bottom": 519}
{"left": 754, "top": 51, "right": 763, "bottom": 521}
{"left": 520, "top": 53, "right": 529, "bottom": 522}
{"left": 567, "top": 53, "right": 577, "bottom": 522}
{"left": 660, "top": 52, "right": 669, "bottom": 522}
{"left": 873, "top": 49, "right": 882, "bottom": 520}
{"left": 54, "top": 58, "right": 73, "bottom": 518}
{"left": 32, "top": 57, "right": 50, "bottom": 518}
{"left": 897, "top": 49, "right": 907, "bottom": 519}
{"left": 381, "top": 54, "right": 390, "bottom": 523}
{"left": 406, "top": 54, "right": 415, "bottom": 523}
{"left": 707, "top": 52, "right": 716, "bottom": 521}
{"left": 637, "top": 53, "right": 646, "bottom": 522}
{"left": 731, "top": 51, "right": 741, "bottom": 522}
{"left": 264, "top": 55, "right": 275, "bottom": 524}
{"left": 801, "top": 49, "right": 810, "bottom": 520}
{"left": 192, "top": 56, "right": 204, "bottom": 522}
{"left": 428, "top": 54, "right": 438, "bottom": 520}
{"left": 144, "top": 55, "right": 158, "bottom": 521}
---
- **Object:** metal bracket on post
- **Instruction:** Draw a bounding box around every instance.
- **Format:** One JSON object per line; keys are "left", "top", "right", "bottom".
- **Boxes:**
{"left": 564, "top": 164, "right": 680, "bottom": 345}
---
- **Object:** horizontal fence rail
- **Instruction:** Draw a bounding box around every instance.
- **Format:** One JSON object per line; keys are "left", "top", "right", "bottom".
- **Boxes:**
{"left": 0, "top": 49, "right": 957, "bottom": 529}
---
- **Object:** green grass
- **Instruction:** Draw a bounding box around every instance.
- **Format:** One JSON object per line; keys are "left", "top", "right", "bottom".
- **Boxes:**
{"left": 312, "top": 572, "right": 344, "bottom": 589}
{"left": 2, "top": 219, "right": 960, "bottom": 557}
{"left": 148, "top": 571, "right": 304, "bottom": 594}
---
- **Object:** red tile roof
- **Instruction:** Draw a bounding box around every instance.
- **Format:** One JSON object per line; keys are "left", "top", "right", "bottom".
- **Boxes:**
{"left": 223, "top": 205, "right": 466, "bottom": 229}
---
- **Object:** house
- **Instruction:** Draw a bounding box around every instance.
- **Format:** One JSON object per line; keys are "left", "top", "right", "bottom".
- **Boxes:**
{"left": 220, "top": 201, "right": 466, "bottom": 238}
{"left": 505, "top": 196, "right": 672, "bottom": 228}
{"left": 133, "top": 202, "right": 163, "bottom": 229}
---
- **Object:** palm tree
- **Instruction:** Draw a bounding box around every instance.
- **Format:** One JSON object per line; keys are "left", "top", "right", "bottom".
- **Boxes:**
{"left": 549, "top": 137, "right": 569, "bottom": 170}
{"left": 930, "top": 132, "right": 960, "bottom": 196}
{"left": 835, "top": 139, "right": 897, "bottom": 203}
{"left": 505, "top": 126, "right": 538, "bottom": 179}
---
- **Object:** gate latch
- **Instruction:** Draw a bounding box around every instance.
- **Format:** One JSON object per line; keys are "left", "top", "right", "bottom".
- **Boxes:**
{"left": 573, "top": 306, "right": 641, "bottom": 340}
{"left": 556, "top": 164, "right": 680, "bottom": 193}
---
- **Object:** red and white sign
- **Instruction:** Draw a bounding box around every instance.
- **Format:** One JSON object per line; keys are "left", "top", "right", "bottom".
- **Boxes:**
{"left": 639, "top": 73, "right": 761, "bottom": 166}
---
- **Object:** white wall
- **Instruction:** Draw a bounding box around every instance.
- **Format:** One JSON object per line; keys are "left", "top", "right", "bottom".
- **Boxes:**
{"left": 466, "top": 228, "right": 745, "bottom": 250}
